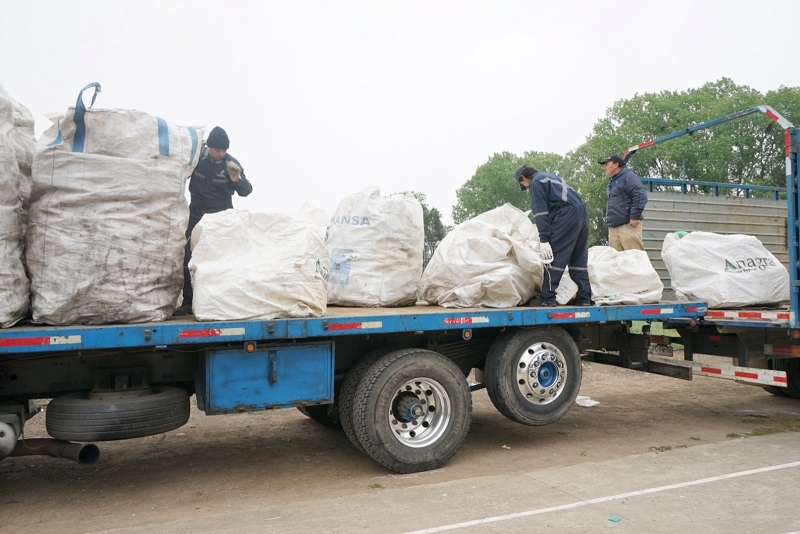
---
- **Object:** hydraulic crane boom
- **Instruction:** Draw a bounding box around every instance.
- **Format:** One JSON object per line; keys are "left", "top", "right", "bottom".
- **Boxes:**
{"left": 620, "top": 105, "right": 800, "bottom": 328}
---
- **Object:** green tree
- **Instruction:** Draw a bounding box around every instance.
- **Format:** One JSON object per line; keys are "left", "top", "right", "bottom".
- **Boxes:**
{"left": 568, "top": 79, "right": 800, "bottom": 244}
{"left": 397, "top": 191, "right": 450, "bottom": 245}
{"left": 452, "top": 151, "right": 566, "bottom": 224}
{"left": 450, "top": 78, "right": 800, "bottom": 246}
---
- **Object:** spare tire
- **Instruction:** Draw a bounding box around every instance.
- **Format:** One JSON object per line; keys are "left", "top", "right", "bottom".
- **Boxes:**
{"left": 46, "top": 386, "right": 190, "bottom": 441}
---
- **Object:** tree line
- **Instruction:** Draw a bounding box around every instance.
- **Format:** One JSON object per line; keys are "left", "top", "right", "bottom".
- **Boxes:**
{"left": 437, "top": 78, "right": 800, "bottom": 247}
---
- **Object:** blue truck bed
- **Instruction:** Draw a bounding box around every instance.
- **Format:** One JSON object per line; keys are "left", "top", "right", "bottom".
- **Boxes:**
{"left": 0, "top": 302, "right": 706, "bottom": 356}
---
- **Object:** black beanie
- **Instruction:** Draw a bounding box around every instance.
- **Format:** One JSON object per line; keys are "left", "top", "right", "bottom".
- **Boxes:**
{"left": 207, "top": 126, "right": 230, "bottom": 149}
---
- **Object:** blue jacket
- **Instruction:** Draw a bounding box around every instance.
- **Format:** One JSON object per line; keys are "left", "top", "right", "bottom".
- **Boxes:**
{"left": 528, "top": 171, "right": 585, "bottom": 243}
{"left": 188, "top": 149, "right": 253, "bottom": 216}
{"left": 605, "top": 167, "right": 647, "bottom": 227}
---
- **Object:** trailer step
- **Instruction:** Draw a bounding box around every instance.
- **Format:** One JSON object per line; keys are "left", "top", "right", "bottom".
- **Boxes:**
{"left": 648, "top": 356, "right": 788, "bottom": 387}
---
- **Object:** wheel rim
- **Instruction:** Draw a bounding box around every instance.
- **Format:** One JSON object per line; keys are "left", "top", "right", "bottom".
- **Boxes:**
{"left": 515, "top": 341, "right": 568, "bottom": 405}
{"left": 388, "top": 377, "right": 451, "bottom": 448}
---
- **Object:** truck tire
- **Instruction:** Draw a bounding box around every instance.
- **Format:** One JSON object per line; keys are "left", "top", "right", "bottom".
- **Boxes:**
{"left": 485, "top": 327, "right": 581, "bottom": 426}
{"left": 351, "top": 349, "right": 471, "bottom": 473}
{"left": 764, "top": 358, "right": 800, "bottom": 399}
{"left": 46, "top": 386, "right": 190, "bottom": 441}
{"left": 296, "top": 404, "right": 340, "bottom": 428}
{"left": 763, "top": 359, "right": 788, "bottom": 397}
{"left": 781, "top": 358, "right": 800, "bottom": 399}
{"left": 339, "top": 347, "right": 394, "bottom": 454}
{"left": 296, "top": 378, "right": 343, "bottom": 429}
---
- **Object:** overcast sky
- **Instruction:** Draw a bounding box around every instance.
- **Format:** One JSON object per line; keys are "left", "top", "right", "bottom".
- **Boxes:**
{"left": 3, "top": 0, "right": 799, "bottom": 224}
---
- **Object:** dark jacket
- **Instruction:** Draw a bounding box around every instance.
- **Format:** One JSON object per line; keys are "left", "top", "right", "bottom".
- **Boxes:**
{"left": 528, "top": 171, "right": 586, "bottom": 244}
{"left": 605, "top": 167, "right": 647, "bottom": 227}
{"left": 188, "top": 149, "right": 252, "bottom": 218}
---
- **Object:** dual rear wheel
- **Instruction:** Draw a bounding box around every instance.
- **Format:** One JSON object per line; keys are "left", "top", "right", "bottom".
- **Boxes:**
{"left": 333, "top": 327, "right": 581, "bottom": 473}
{"left": 341, "top": 348, "right": 471, "bottom": 473}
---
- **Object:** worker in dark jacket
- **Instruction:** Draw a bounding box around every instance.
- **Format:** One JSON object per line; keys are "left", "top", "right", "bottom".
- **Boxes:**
{"left": 175, "top": 126, "right": 253, "bottom": 315}
{"left": 515, "top": 165, "right": 592, "bottom": 306}
{"left": 599, "top": 155, "right": 647, "bottom": 251}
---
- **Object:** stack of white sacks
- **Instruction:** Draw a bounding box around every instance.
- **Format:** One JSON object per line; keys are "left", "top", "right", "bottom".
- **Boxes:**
{"left": 0, "top": 82, "right": 204, "bottom": 325}
{"left": 1, "top": 81, "right": 787, "bottom": 324}
{"left": 418, "top": 203, "right": 663, "bottom": 307}
{"left": 188, "top": 187, "right": 423, "bottom": 320}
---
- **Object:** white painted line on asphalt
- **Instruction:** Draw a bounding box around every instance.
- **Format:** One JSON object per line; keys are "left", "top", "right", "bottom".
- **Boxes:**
{"left": 403, "top": 460, "right": 800, "bottom": 534}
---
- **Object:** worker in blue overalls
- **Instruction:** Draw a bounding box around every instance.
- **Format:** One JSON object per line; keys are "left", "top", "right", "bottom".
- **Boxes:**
{"left": 514, "top": 164, "right": 592, "bottom": 306}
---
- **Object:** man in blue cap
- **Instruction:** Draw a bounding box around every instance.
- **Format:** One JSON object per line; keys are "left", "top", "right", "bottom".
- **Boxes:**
{"left": 514, "top": 164, "right": 592, "bottom": 307}
{"left": 598, "top": 154, "right": 647, "bottom": 251}
{"left": 175, "top": 126, "right": 253, "bottom": 316}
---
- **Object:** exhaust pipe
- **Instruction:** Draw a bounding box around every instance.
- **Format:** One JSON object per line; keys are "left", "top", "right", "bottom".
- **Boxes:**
{"left": 0, "top": 421, "right": 18, "bottom": 460}
{"left": 10, "top": 438, "right": 100, "bottom": 465}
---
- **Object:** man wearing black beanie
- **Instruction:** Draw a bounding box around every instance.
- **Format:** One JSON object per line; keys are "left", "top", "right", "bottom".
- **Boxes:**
{"left": 175, "top": 126, "right": 253, "bottom": 315}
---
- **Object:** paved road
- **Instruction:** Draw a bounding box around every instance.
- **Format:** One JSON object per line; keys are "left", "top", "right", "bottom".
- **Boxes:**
{"left": 85, "top": 432, "right": 800, "bottom": 534}
{"left": 4, "top": 363, "right": 799, "bottom": 534}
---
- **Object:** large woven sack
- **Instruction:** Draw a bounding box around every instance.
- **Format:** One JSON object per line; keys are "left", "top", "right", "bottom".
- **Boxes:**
{"left": 27, "top": 83, "right": 203, "bottom": 324}
{"left": 588, "top": 246, "right": 662, "bottom": 305}
{"left": 327, "top": 188, "right": 423, "bottom": 307}
{"left": 661, "top": 231, "right": 788, "bottom": 308}
{"left": 190, "top": 208, "right": 329, "bottom": 321}
{"left": 0, "top": 83, "right": 35, "bottom": 327}
{"left": 419, "top": 204, "right": 544, "bottom": 308}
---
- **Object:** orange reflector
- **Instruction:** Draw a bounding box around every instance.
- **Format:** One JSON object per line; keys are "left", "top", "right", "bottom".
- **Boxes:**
{"left": 792, "top": 329, "right": 800, "bottom": 341}
{"left": 767, "top": 344, "right": 800, "bottom": 356}
{"left": 462, "top": 329, "right": 472, "bottom": 340}
{"left": 244, "top": 342, "right": 257, "bottom": 353}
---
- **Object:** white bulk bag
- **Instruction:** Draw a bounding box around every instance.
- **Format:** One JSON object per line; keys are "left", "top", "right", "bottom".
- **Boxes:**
{"left": 0, "top": 83, "right": 35, "bottom": 327}
{"left": 190, "top": 208, "right": 329, "bottom": 321}
{"left": 661, "top": 231, "right": 789, "bottom": 308}
{"left": 588, "top": 246, "right": 663, "bottom": 305}
{"left": 419, "top": 204, "right": 544, "bottom": 308}
{"left": 327, "top": 188, "right": 423, "bottom": 307}
{"left": 27, "top": 83, "right": 203, "bottom": 324}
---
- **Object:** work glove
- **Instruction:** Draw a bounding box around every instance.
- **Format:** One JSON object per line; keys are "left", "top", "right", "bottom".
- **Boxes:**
{"left": 539, "top": 242, "right": 553, "bottom": 264}
{"left": 226, "top": 160, "right": 242, "bottom": 183}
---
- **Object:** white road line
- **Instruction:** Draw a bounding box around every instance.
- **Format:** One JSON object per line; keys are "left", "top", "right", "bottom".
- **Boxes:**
{"left": 403, "top": 460, "right": 800, "bottom": 534}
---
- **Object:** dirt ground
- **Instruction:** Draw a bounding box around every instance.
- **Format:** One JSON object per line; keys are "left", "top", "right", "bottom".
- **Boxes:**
{"left": 2, "top": 356, "right": 799, "bottom": 534}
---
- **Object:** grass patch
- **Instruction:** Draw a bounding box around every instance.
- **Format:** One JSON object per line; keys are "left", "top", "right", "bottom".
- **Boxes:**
{"left": 649, "top": 445, "right": 672, "bottom": 452}
{"left": 631, "top": 321, "right": 684, "bottom": 349}
{"left": 741, "top": 416, "right": 800, "bottom": 436}
{"left": 630, "top": 321, "right": 679, "bottom": 336}
{"left": 369, "top": 483, "right": 384, "bottom": 489}
{"left": 750, "top": 428, "right": 782, "bottom": 436}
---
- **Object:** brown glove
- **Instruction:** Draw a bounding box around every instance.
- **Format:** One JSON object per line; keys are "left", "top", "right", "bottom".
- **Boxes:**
{"left": 226, "top": 160, "right": 241, "bottom": 183}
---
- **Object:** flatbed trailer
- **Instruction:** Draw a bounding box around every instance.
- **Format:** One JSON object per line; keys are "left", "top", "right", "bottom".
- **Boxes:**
{"left": 0, "top": 302, "right": 704, "bottom": 473}
{"left": 3, "top": 104, "right": 800, "bottom": 474}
